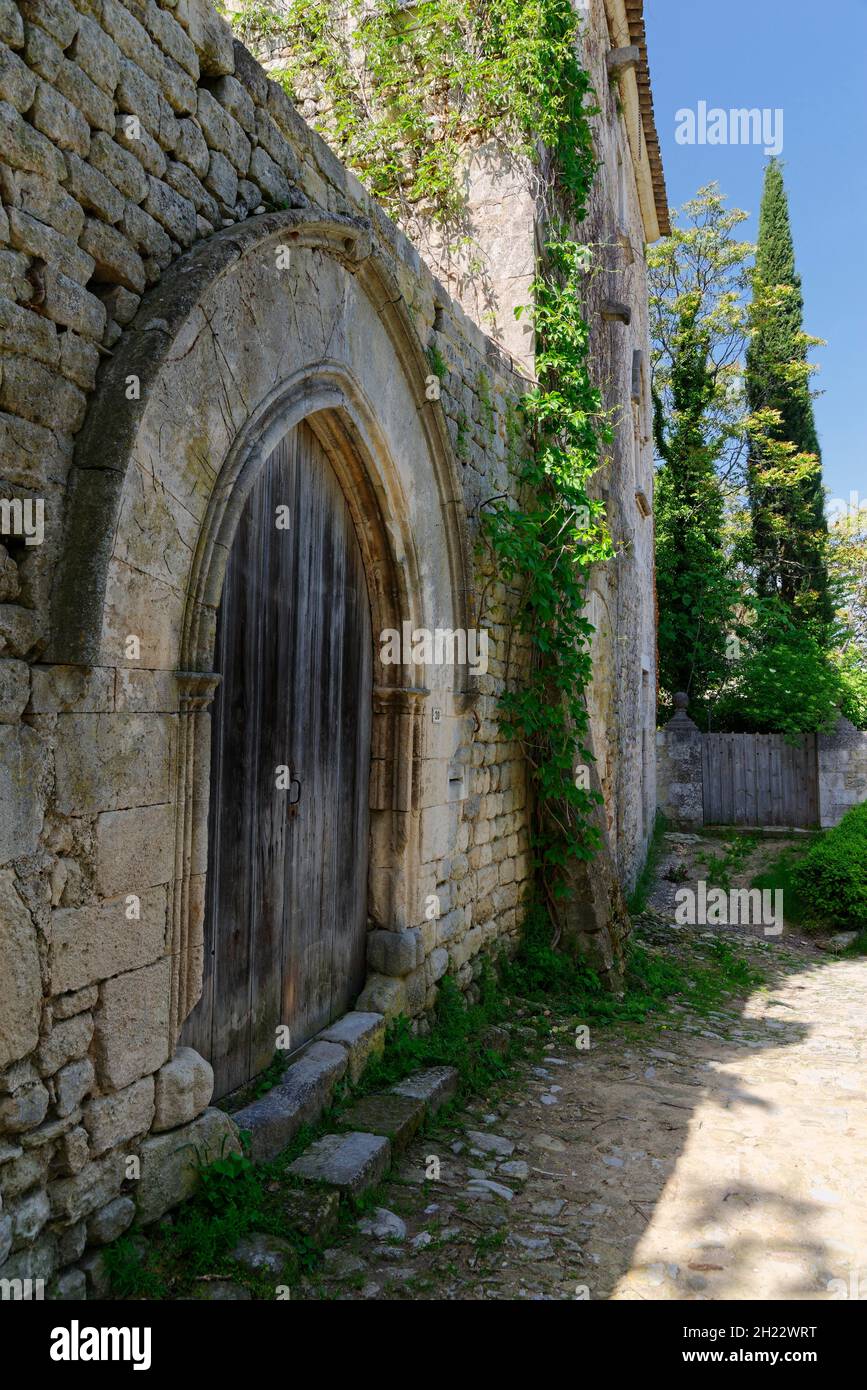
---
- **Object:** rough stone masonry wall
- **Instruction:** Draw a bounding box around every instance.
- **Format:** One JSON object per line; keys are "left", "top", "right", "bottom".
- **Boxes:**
{"left": 0, "top": 0, "right": 540, "bottom": 1291}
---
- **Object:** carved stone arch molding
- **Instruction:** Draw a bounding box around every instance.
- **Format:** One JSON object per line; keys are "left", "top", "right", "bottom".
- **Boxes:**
{"left": 49, "top": 208, "right": 475, "bottom": 1046}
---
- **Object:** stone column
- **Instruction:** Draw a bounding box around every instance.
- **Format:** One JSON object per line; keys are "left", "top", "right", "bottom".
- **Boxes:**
{"left": 168, "top": 671, "right": 220, "bottom": 1047}
{"left": 817, "top": 714, "right": 867, "bottom": 828}
{"left": 655, "top": 692, "right": 704, "bottom": 830}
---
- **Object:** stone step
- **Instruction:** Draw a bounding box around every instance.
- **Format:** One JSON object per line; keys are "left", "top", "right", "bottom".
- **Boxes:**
{"left": 335, "top": 1090, "right": 425, "bottom": 1152}
{"left": 230, "top": 1012, "right": 386, "bottom": 1161}
{"left": 391, "top": 1064, "right": 459, "bottom": 1115}
{"left": 232, "top": 1042, "right": 348, "bottom": 1162}
{"left": 287, "top": 1131, "right": 391, "bottom": 1199}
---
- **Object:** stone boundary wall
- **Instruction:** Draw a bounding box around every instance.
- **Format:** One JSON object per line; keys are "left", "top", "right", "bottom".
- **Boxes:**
{"left": 0, "top": 0, "right": 536, "bottom": 1293}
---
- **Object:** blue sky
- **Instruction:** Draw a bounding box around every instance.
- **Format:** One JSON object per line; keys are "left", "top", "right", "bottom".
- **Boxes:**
{"left": 644, "top": 0, "right": 866, "bottom": 507}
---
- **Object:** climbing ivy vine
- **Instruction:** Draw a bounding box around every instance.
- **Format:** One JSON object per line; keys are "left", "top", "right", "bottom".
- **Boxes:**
{"left": 482, "top": 238, "right": 613, "bottom": 893}
{"left": 233, "top": 0, "right": 611, "bottom": 901}
{"left": 232, "top": 0, "right": 595, "bottom": 237}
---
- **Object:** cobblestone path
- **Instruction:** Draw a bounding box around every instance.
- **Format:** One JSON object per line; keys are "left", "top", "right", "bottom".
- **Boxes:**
{"left": 301, "top": 838, "right": 867, "bottom": 1301}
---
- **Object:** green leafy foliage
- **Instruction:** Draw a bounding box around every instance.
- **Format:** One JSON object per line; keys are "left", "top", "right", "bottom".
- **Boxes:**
{"left": 792, "top": 801, "right": 867, "bottom": 930}
{"left": 234, "top": 0, "right": 594, "bottom": 239}
{"left": 714, "top": 600, "right": 843, "bottom": 737}
{"left": 481, "top": 235, "right": 614, "bottom": 892}
{"left": 746, "top": 160, "right": 832, "bottom": 629}
{"left": 500, "top": 904, "right": 764, "bottom": 1020}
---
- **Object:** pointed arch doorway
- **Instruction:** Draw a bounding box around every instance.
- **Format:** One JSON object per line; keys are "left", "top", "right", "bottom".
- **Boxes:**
{"left": 181, "top": 418, "right": 373, "bottom": 1100}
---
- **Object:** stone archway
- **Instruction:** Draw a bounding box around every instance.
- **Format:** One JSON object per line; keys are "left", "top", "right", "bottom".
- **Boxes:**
{"left": 49, "top": 207, "right": 475, "bottom": 1056}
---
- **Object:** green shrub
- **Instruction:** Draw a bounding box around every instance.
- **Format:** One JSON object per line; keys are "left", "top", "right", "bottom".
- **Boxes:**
{"left": 792, "top": 801, "right": 867, "bottom": 929}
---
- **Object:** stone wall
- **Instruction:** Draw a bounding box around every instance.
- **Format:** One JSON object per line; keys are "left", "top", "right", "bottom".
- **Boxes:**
{"left": 817, "top": 718, "right": 867, "bottom": 828}
{"left": 0, "top": 0, "right": 663, "bottom": 1291}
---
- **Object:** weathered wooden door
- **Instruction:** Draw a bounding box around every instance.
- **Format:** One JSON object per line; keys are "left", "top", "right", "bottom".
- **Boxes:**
{"left": 702, "top": 732, "right": 819, "bottom": 828}
{"left": 182, "top": 421, "right": 373, "bottom": 1100}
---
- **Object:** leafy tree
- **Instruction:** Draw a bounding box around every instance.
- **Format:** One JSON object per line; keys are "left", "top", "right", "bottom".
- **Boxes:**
{"left": 745, "top": 160, "right": 833, "bottom": 628}
{"left": 649, "top": 187, "right": 749, "bottom": 714}
{"left": 828, "top": 506, "right": 867, "bottom": 726}
{"left": 714, "top": 601, "right": 842, "bottom": 738}
{"left": 652, "top": 297, "right": 740, "bottom": 708}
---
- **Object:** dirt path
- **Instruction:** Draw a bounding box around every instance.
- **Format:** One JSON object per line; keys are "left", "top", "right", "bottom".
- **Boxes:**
{"left": 301, "top": 841, "right": 867, "bottom": 1301}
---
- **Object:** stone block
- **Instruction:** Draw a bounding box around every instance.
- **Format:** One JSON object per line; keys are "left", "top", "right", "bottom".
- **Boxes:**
{"left": 53, "top": 712, "right": 175, "bottom": 815}
{"left": 54, "top": 1057, "right": 95, "bottom": 1117}
{"left": 366, "top": 927, "right": 422, "bottom": 977}
{"left": 56, "top": 1218, "right": 87, "bottom": 1264}
{"left": 30, "top": 80, "right": 90, "bottom": 158}
{"left": 114, "top": 114, "right": 167, "bottom": 178}
{"left": 203, "top": 148, "right": 237, "bottom": 209}
{"left": 93, "top": 958, "right": 171, "bottom": 1090}
{"left": 50, "top": 886, "right": 168, "bottom": 994}
{"left": 195, "top": 88, "right": 250, "bottom": 172}
{"left": 164, "top": 158, "right": 219, "bottom": 222}
{"left": 0, "top": 870, "right": 41, "bottom": 1068}
{"left": 0, "top": 45, "right": 37, "bottom": 110}
{"left": 232, "top": 1041, "right": 348, "bottom": 1162}
{"left": 174, "top": 0, "right": 234, "bottom": 76}
{"left": 87, "top": 1194, "right": 135, "bottom": 1245}
{"left": 96, "top": 285, "right": 141, "bottom": 328}
{"left": 87, "top": 130, "right": 149, "bottom": 202}
{"left": 335, "top": 1091, "right": 425, "bottom": 1152}
{"left": 0, "top": 99, "right": 67, "bottom": 180}
{"left": 142, "top": 173, "right": 196, "bottom": 245}
{"left": 51, "top": 984, "right": 98, "bottom": 1022}
{"left": 7, "top": 205, "right": 94, "bottom": 283}
{"left": 175, "top": 115, "right": 209, "bottom": 177}
{"left": 152, "top": 1046, "right": 213, "bottom": 1132}
{"left": 79, "top": 217, "right": 147, "bottom": 294}
{"left": 0, "top": 657, "right": 29, "bottom": 723}
{"left": 122, "top": 199, "right": 173, "bottom": 259}
{"left": 287, "top": 1131, "right": 391, "bottom": 1199}
{"left": 59, "top": 329, "right": 100, "bottom": 391}
{"left": 56, "top": 57, "right": 115, "bottom": 133}
{"left": 8, "top": 1187, "right": 51, "bottom": 1245}
{"left": 54, "top": 1125, "right": 89, "bottom": 1176}
{"left": 37, "top": 1013, "right": 93, "bottom": 1076}
{"left": 392, "top": 1065, "right": 459, "bottom": 1115}
{"left": 355, "top": 973, "right": 406, "bottom": 1020}
{"left": 84, "top": 1076, "right": 155, "bottom": 1155}
{"left": 94, "top": 804, "right": 174, "bottom": 898}
{"left": 0, "top": 0, "right": 23, "bottom": 46}
{"left": 0, "top": 1145, "right": 47, "bottom": 1197}
{"left": 22, "top": 18, "right": 63, "bottom": 82}
{"left": 49, "top": 1150, "right": 125, "bottom": 1223}
{"left": 280, "top": 1187, "right": 340, "bottom": 1244}
{"left": 62, "top": 150, "right": 126, "bottom": 224}
{"left": 0, "top": 1080, "right": 49, "bottom": 1134}
{"left": 135, "top": 1106, "right": 241, "bottom": 1224}
{"left": 69, "top": 15, "right": 121, "bottom": 94}
{"left": 248, "top": 145, "right": 290, "bottom": 206}
{"left": 40, "top": 266, "right": 107, "bottom": 340}
{"left": 316, "top": 1011, "right": 385, "bottom": 1084}
{"left": 18, "top": 0, "right": 80, "bottom": 48}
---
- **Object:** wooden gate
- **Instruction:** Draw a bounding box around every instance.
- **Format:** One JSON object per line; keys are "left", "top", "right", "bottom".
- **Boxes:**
{"left": 182, "top": 420, "right": 373, "bottom": 1100}
{"left": 702, "top": 732, "right": 819, "bottom": 828}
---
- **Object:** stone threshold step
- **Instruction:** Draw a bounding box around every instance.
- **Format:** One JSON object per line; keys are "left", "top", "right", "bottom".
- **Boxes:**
{"left": 285, "top": 1065, "right": 459, "bottom": 1201}
{"left": 231, "top": 1012, "right": 386, "bottom": 1161}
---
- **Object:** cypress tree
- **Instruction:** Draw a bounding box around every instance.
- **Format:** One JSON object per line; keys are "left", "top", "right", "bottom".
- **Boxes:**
{"left": 746, "top": 159, "right": 833, "bottom": 629}
{"left": 653, "top": 296, "right": 739, "bottom": 711}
